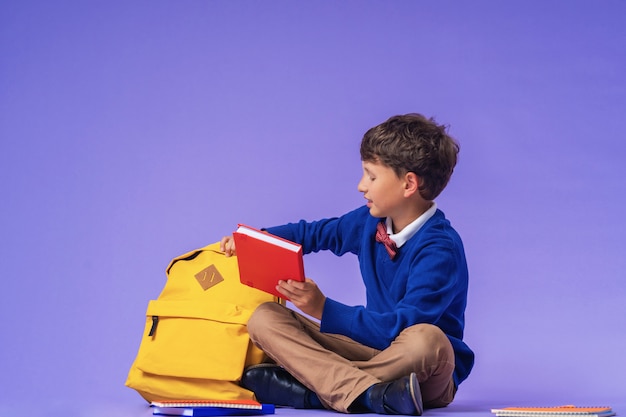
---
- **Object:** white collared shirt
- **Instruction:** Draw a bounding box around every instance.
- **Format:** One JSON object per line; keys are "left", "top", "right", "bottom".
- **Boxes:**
{"left": 385, "top": 202, "right": 438, "bottom": 248}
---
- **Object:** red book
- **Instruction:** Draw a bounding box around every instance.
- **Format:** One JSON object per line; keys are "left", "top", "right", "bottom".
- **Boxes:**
{"left": 233, "top": 224, "right": 305, "bottom": 300}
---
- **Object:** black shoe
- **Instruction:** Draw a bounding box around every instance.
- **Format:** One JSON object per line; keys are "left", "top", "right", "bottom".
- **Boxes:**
{"left": 240, "top": 364, "right": 321, "bottom": 409}
{"left": 367, "top": 373, "right": 423, "bottom": 415}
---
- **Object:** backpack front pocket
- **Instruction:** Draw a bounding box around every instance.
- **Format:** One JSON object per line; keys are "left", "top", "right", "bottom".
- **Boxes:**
{"left": 134, "top": 299, "right": 254, "bottom": 381}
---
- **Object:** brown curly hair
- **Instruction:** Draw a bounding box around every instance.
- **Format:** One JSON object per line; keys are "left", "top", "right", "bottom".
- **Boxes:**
{"left": 360, "top": 113, "right": 459, "bottom": 200}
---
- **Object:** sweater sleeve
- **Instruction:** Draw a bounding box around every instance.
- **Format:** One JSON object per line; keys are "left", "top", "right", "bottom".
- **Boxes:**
{"left": 320, "top": 234, "right": 468, "bottom": 351}
{"left": 264, "top": 206, "right": 370, "bottom": 256}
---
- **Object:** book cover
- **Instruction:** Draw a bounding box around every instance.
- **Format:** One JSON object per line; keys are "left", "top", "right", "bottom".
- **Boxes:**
{"left": 233, "top": 224, "right": 305, "bottom": 300}
{"left": 491, "top": 406, "right": 614, "bottom": 417}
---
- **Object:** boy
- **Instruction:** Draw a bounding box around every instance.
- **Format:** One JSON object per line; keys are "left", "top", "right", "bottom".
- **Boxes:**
{"left": 220, "top": 113, "right": 474, "bottom": 415}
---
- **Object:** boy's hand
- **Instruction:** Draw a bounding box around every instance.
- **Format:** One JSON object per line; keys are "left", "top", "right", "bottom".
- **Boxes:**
{"left": 220, "top": 235, "right": 236, "bottom": 257}
{"left": 277, "top": 278, "right": 326, "bottom": 320}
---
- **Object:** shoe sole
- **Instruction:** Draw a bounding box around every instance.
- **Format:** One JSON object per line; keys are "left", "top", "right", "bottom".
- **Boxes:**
{"left": 409, "top": 373, "right": 424, "bottom": 416}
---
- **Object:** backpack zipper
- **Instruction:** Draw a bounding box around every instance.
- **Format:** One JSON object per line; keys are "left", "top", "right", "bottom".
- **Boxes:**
{"left": 148, "top": 315, "right": 159, "bottom": 337}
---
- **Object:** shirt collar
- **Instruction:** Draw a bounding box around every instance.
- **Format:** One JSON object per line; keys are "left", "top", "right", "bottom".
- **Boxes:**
{"left": 385, "top": 202, "right": 438, "bottom": 248}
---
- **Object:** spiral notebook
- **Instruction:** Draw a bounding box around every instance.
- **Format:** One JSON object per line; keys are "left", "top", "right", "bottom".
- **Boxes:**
{"left": 151, "top": 400, "right": 275, "bottom": 416}
{"left": 491, "top": 405, "right": 614, "bottom": 417}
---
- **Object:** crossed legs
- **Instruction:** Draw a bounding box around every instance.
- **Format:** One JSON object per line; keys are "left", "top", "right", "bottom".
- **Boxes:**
{"left": 246, "top": 302, "right": 456, "bottom": 413}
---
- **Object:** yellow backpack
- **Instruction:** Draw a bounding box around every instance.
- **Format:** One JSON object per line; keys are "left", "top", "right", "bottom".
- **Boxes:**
{"left": 125, "top": 242, "right": 280, "bottom": 402}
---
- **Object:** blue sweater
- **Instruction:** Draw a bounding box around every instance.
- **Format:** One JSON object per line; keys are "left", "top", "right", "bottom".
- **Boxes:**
{"left": 265, "top": 205, "right": 474, "bottom": 387}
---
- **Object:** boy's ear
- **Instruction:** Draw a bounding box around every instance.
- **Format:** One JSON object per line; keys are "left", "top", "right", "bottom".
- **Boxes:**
{"left": 403, "top": 172, "right": 420, "bottom": 196}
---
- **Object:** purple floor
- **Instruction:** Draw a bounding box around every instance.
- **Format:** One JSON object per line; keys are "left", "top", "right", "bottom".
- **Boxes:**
{"left": 2, "top": 1, "right": 625, "bottom": 416}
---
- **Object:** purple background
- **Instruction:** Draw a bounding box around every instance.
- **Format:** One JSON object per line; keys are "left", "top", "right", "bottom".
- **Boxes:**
{"left": 1, "top": 1, "right": 625, "bottom": 416}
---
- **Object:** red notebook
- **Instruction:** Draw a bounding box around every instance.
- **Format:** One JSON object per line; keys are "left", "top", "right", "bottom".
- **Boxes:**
{"left": 233, "top": 224, "right": 305, "bottom": 300}
{"left": 491, "top": 406, "right": 615, "bottom": 417}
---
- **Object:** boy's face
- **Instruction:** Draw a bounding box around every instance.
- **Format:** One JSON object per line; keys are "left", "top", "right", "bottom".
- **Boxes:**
{"left": 357, "top": 159, "right": 406, "bottom": 219}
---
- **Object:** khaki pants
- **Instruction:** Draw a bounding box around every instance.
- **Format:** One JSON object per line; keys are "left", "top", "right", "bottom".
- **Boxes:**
{"left": 247, "top": 302, "right": 457, "bottom": 413}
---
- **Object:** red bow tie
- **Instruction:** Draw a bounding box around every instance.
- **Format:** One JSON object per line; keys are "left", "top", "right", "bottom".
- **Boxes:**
{"left": 376, "top": 221, "right": 397, "bottom": 259}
